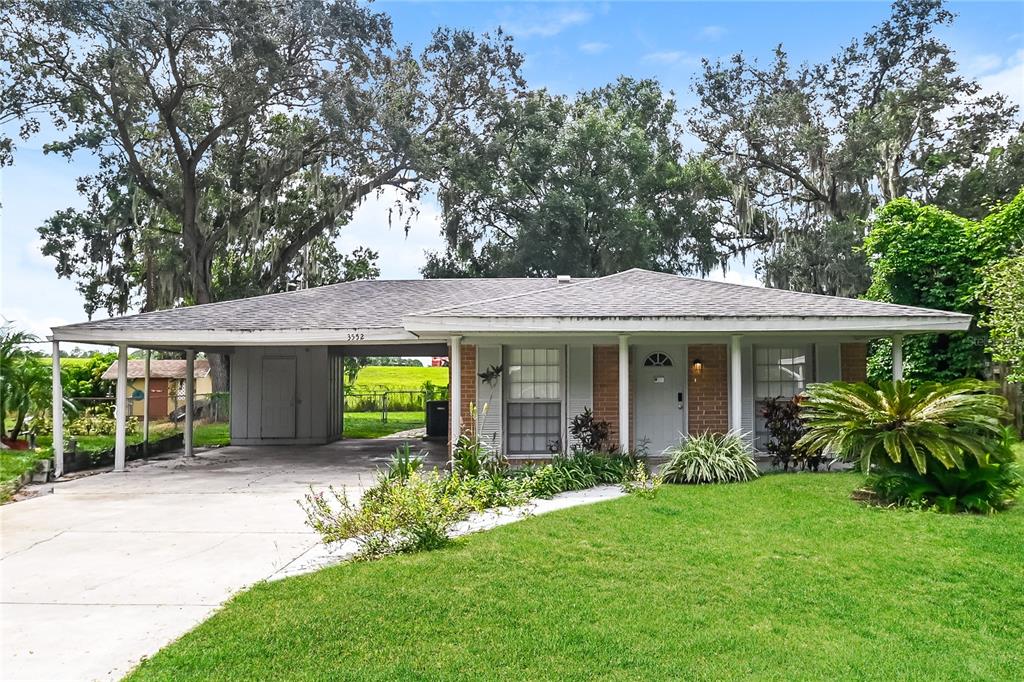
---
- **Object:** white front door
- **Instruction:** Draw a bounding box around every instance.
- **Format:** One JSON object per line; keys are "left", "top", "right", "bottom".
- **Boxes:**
{"left": 261, "top": 356, "right": 297, "bottom": 438}
{"left": 634, "top": 347, "right": 685, "bottom": 456}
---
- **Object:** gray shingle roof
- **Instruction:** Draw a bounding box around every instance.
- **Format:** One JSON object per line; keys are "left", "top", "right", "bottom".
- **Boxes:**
{"left": 100, "top": 359, "right": 211, "bottom": 380}
{"left": 54, "top": 278, "right": 569, "bottom": 334}
{"left": 52, "top": 269, "right": 967, "bottom": 341}
{"left": 412, "top": 269, "right": 968, "bottom": 320}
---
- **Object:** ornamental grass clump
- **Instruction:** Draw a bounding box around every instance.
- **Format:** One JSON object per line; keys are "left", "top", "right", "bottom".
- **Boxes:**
{"left": 660, "top": 432, "right": 759, "bottom": 484}
{"left": 798, "top": 379, "right": 1021, "bottom": 513}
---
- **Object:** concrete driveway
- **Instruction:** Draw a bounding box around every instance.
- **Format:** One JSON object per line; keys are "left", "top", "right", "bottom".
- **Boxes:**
{"left": 0, "top": 439, "right": 447, "bottom": 682}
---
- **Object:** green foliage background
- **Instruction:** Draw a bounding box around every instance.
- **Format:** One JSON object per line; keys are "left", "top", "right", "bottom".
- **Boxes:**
{"left": 863, "top": 190, "right": 1024, "bottom": 382}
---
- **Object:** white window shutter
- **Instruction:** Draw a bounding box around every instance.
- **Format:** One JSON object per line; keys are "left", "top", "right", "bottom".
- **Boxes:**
{"left": 475, "top": 346, "right": 503, "bottom": 453}
{"left": 740, "top": 342, "right": 754, "bottom": 447}
{"left": 566, "top": 344, "right": 594, "bottom": 450}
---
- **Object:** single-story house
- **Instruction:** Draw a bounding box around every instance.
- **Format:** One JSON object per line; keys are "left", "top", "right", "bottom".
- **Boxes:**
{"left": 99, "top": 359, "right": 213, "bottom": 419}
{"left": 48, "top": 268, "right": 970, "bottom": 476}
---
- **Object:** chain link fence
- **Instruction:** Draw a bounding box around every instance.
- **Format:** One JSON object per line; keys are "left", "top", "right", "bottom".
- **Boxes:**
{"left": 344, "top": 388, "right": 448, "bottom": 422}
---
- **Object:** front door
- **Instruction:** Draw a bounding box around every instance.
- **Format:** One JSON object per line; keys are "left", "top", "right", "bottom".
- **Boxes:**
{"left": 634, "top": 347, "right": 685, "bottom": 456}
{"left": 261, "top": 356, "right": 297, "bottom": 438}
{"left": 147, "top": 378, "right": 169, "bottom": 419}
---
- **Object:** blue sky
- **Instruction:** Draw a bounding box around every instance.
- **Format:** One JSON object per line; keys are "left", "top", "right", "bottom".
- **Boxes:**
{"left": 2, "top": 1, "right": 1022, "bottom": 342}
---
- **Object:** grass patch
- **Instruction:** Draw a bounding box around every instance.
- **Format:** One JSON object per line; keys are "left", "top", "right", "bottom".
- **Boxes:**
{"left": 344, "top": 411, "right": 425, "bottom": 439}
{"left": 192, "top": 422, "right": 230, "bottom": 447}
{"left": 129, "top": 474, "right": 1024, "bottom": 681}
{"left": 30, "top": 421, "right": 231, "bottom": 458}
{"left": 0, "top": 448, "right": 53, "bottom": 501}
{"left": 352, "top": 366, "right": 448, "bottom": 391}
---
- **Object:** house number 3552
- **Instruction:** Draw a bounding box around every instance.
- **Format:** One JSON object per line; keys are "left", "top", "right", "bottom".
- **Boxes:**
{"left": 347, "top": 333, "right": 365, "bottom": 341}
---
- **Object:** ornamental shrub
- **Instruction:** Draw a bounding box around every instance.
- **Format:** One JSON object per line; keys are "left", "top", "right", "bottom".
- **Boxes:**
{"left": 799, "top": 379, "right": 1018, "bottom": 513}
{"left": 761, "top": 396, "right": 823, "bottom": 471}
{"left": 569, "top": 408, "right": 612, "bottom": 452}
{"left": 660, "top": 432, "right": 759, "bottom": 484}
{"left": 301, "top": 471, "right": 474, "bottom": 560}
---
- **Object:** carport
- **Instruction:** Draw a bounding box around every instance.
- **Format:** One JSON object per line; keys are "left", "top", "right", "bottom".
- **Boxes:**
{"left": 47, "top": 277, "right": 561, "bottom": 477}
{"left": 47, "top": 336, "right": 449, "bottom": 477}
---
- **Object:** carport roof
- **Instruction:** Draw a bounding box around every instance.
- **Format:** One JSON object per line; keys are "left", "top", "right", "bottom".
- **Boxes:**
{"left": 50, "top": 269, "right": 971, "bottom": 345}
{"left": 50, "top": 278, "right": 573, "bottom": 344}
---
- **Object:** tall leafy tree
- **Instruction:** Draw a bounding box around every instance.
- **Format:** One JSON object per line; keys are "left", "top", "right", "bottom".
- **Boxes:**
{"left": 978, "top": 256, "right": 1024, "bottom": 383}
{"left": 932, "top": 126, "right": 1024, "bottom": 221}
{"left": 4, "top": 0, "right": 521, "bottom": 386}
{"left": 862, "top": 190, "right": 1024, "bottom": 382}
{"left": 424, "top": 77, "right": 731, "bottom": 278}
{"left": 690, "top": 0, "right": 1019, "bottom": 295}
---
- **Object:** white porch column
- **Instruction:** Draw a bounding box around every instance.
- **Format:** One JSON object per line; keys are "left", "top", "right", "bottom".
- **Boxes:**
{"left": 618, "top": 334, "right": 629, "bottom": 452}
{"left": 892, "top": 335, "right": 904, "bottom": 381}
{"left": 729, "top": 335, "right": 743, "bottom": 434}
{"left": 114, "top": 344, "right": 128, "bottom": 472}
{"left": 449, "top": 336, "right": 462, "bottom": 460}
{"left": 51, "top": 340, "right": 64, "bottom": 478}
{"left": 184, "top": 350, "right": 195, "bottom": 457}
{"left": 142, "top": 350, "right": 151, "bottom": 444}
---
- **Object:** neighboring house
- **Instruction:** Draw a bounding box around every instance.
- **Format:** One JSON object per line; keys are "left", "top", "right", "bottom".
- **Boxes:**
{"left": 50, "top": 269, "right": 970, "bottom": 472}
{"left": 100, "top": 359, "right": 212, "bottom": 419}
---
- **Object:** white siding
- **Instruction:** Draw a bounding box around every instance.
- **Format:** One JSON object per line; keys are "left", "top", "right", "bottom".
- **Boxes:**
{"left": 566, "top": 344, "right": 594, "bottom": 450}
{"left": 228, "top": 346, "right": 330, "bottom": 445}
{"left": 740, "top": 341, "right": 754, "bottom": 447}
{"left": 326, "top": 353, "right": 344, "bottom": 441}
{"left": 475, "top": 345, "right": 503, "bottom": 453}
{"left": 815, "top": 342, "right": 842, "bottom": 383}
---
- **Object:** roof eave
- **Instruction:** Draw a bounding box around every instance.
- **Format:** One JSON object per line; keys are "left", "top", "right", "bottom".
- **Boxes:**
{"left": 49, "top": 326, "right": 424, "bottom": 346}
{"left": 401, "top": 315, "right": 972, "bottom": 335}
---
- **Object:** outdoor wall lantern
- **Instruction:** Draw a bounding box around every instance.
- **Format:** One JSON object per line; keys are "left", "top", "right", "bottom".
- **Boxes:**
{"left": 690, "top": 358, "right": 703, "bottom": 379}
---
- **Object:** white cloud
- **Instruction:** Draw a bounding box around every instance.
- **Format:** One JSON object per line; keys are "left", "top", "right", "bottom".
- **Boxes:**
{"left": 978, "top": 49, "right": 1024, "bottom": 108}
{"left": 334, "top": 188, "right": 446, "bottom": 280}
{"left": 643, "top": 50, "right": 685, "bottom": 64}
{"left": 963, "top": 53, "right": 1003, "bottom": 76}
{"left": 699, "top": 25, "right": 726, "bottom": 41}
{"left": 499, "top": 7, "right": 591, "bottom": 39}
{"left": 579, "top": 41, "right": 609, "bottom": 55}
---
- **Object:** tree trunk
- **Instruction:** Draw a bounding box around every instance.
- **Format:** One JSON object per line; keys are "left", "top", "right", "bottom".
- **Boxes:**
{"left": 10, "top": 410, "right": 26, "bottom": 442}
{"left": 207, "top": 353, "right": 229, "bottom": 393}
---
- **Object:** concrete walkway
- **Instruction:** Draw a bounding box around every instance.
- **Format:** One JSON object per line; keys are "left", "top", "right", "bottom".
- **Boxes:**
{"left": 0, "top": 438, "right": 446, "bottom": 682}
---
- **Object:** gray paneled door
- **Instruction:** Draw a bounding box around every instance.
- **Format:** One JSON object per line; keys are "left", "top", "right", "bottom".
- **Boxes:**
{"left": 634, "top": 346, "right": 685, "bottom": 456}
{"left": 261, "top": 356, "right": 297, "bottom": 438}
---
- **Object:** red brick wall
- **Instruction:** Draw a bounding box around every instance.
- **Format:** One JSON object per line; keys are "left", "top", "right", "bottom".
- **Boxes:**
{"left": 841, "top": 343, "right": 868, "bottom": 383}
{"left": 459, "top": 344, "right": 476, "bottom": 435}
{"left": 687, "top": 344, "right": 728, "bottom": 435}
{"left": 593, "top": 345, "right": 621, "bottom": 448}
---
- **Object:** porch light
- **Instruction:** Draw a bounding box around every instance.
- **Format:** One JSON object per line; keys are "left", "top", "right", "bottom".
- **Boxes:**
{"left": 690, "top": 359, "right": 703, "bottom": 378}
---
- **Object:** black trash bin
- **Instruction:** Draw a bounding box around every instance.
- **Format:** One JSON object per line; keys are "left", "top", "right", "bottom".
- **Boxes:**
{"left": 425, "top": 400, "right": 449, "bottom": 438}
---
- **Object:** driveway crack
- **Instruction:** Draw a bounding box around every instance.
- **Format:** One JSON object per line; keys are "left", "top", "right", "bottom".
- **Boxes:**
{"left": 0, "top": 530, "right": 67, "bottom": 561}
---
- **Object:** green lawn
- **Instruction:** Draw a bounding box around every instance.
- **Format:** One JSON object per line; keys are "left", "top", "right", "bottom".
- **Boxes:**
{"left": 343, "top": 411, "right": 425, "bottom": 439}
{"left": 0, "top": 448, "right": 53, "bottom": 501}
{"left": 32, "top": 421, "right": 231, "bottom": 456}
{"left": 192, "top": 422, "right": 230, "bottom": 447}
{"left": 128, "top": 473, "right": 1024, "bottom": 681}
{"left": 352, "top": 366, "right": 448, "bottom": 391}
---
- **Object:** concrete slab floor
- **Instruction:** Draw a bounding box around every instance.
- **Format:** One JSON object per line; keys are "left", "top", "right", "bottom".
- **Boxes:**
{"left": 0, "top": 437, "right": 447, "bottom": 682}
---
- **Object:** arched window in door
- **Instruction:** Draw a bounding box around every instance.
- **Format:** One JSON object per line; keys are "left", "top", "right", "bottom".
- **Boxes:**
{"left": 643, "top": 352, "right": 673, "bottom": 367}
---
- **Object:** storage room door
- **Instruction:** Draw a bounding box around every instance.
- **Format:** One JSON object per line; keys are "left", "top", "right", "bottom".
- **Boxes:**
{"left": 260, "top": 356, "right": 297, "bottom": 438}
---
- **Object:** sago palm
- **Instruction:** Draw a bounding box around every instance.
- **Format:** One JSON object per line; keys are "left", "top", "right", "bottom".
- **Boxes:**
{"left": 797, "top": 379, "right": 1010, "bottom": 474}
